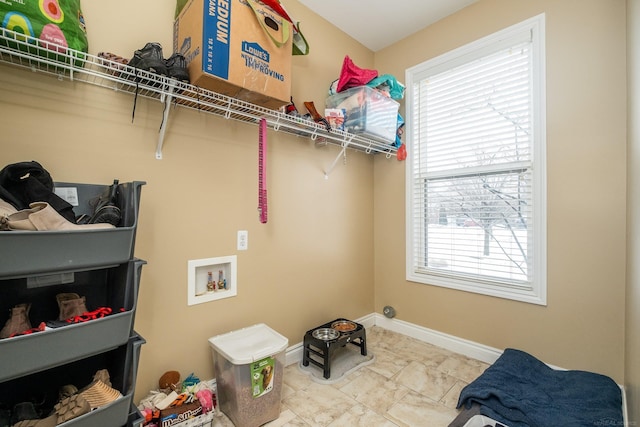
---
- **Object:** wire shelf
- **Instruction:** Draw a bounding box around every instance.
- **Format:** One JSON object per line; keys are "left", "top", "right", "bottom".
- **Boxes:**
{"left": 0, "top": 28, "right": 398, "bottom": 159}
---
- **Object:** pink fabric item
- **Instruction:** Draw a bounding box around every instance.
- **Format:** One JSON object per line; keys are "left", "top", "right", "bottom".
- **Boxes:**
{"left": 336, "top": 55, "right": 378, "bottom": 92}
{"left": 196, "top": 389, "right": 213, "bottom": 414}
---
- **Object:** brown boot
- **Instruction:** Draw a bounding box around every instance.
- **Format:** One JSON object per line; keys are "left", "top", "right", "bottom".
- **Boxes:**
{"left": 0, "top": 303, "right": 32, "bottom": 339}
{"left": 56, "top": 294, "right": 88, "bottom": 321}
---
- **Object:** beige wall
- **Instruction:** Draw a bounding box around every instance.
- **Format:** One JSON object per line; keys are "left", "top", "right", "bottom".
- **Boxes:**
{"left": 627, "top": 0, "right": 640, "bottom": 422}
{"left": 0, "top": 0, "right": 631, "bottom": 409}
{"left": 0, "top": 0, "right": 377, "bottom": 400}
{"left": 374, "top": 0, "right": 627, "bottom": 383}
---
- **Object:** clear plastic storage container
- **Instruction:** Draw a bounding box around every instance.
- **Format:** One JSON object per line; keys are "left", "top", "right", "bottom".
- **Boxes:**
{"left": 208, "top": 324, "right": 288, "bottom": 427}
{"left": 325, "top": 86, "right": 399, "bottom": 143}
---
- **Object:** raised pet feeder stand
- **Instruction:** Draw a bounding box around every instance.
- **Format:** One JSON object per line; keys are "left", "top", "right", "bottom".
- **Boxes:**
{"left": 302, "top": 318, "right": 367, "bottom": 379}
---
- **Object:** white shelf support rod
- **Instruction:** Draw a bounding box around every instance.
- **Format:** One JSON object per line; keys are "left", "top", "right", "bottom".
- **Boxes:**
{"left": 324, "top": 137, "right": 353, "bottom": 179}
{"left": 156, "top": 85, "right": 175, "bottom": 160}
{"left": 224, "top": 99, "right": 233, "bottom": 119}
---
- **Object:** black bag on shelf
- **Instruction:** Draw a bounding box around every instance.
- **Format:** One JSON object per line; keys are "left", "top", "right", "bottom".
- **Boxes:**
{"left": 0, "top": 160, "right": 76, "bottom": 223}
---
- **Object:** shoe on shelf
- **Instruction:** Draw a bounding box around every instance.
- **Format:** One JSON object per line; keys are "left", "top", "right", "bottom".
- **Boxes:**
{"left": 10, "top": 402, "right": 38, "bottom": 425}
{"left": 165, "top": 53, "right": 190, "bottom": 83}
{"left": 9, "top": 400, "right": 57, "bottom": 426}
{"left": 129, "top": 42, "right": 168, "bottom": 77}
{"left": 92, "top": 369, "right": 112, "bottom": 388}
{"left": 97, "top": 52, "right": 129, "bottom": 78}
{"left": 0, "top": 199, "right": 17, "bottom": 219}
{"left": 53, "top": 394, "right": 90, "bottom": 424}
{"left": 0, "top": 304, "right": 32, "bottom": 339}
{"left": 58, "top": 385, "right": 78, "bottom": 402}
{"left": 79, "top": 380, "right": 122, "bottom": 410}
{"left": 0, "top": 202, "right": 114, "bottom": 232}
{"left": 11, "top": 414, "right": 56, "bottom": 427}
{"left": 56, "top": 293, "right": 88, "bottom": 321}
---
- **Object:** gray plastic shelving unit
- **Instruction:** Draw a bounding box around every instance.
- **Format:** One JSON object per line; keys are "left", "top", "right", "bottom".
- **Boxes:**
{"left": 67, "top": 334, "right": 146, "bottom": 427}
{"left": 0, "top": 180, "right": 146, "bottom": 426}
{"left": 127, "top": 406, "right": 145, "bottom": 427}
{"left": 0, "top": 333, "right": 145, "bottom": 427}
{"left": 0, "top": 181, "right": 145, "bottom": 279}
{"left": 0, "top": 259, "right": 145, "bottom": 382}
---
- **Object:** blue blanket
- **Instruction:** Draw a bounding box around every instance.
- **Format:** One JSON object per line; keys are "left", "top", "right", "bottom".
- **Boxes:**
{"left": 456, "top": 349, "right": 623, "bottom": 427}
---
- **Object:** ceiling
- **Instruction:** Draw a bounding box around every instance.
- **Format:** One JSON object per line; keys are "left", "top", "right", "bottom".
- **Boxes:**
{"left": 298, "top": 0, "right": 478, "bottom": 52}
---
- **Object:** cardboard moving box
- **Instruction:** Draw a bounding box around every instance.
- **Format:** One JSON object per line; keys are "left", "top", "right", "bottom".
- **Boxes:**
{"left": 174, "top": 0, "right": 292, "bottom": 109}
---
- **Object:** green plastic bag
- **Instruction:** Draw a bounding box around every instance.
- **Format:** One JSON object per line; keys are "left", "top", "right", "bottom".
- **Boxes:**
{"left": 0, "top": 0, "right": 88, "bottom": 58}
{"left": 175, "top": 0, "right": 188, "bottom": 18}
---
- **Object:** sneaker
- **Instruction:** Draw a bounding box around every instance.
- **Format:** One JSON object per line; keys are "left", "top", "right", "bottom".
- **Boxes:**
{"left": 129, "top": 42, "right": 168, "bottom": 76}
{"left": 165, "top": 53, "right": 190, "bottom": 83}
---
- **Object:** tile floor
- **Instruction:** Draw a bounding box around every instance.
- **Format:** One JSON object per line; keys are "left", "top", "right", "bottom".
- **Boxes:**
{"left": 210, "top": 326, "right": 490, "bottom": 427}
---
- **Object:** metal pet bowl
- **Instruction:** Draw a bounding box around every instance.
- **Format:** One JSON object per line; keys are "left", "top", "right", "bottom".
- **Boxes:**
{"left": 331, "top": 320, "right": 357, "bottom": 332}
{"left": 312, "top": 328, "right": 340, "bottom": 341}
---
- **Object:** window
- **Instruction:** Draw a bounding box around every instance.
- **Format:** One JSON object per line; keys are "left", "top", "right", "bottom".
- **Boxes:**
{"left": 405, "top": 14, "right": 546, "bottom": 305}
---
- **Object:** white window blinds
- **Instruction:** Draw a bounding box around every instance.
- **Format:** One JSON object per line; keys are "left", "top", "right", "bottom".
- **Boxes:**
{"left": 406, "top": 14, "right": 546, "bottom": 304}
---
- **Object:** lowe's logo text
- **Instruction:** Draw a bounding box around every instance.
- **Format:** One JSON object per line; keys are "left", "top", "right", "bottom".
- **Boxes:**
{"left": 242, "top": 42, "right": 269, "bottom": 63}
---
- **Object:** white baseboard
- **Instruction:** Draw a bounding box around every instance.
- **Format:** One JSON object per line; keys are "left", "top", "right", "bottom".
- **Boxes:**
{"left": 284, "top": 312, "right": 500, "bottom": 366}
{"left": 621, "top": 384, "right": 629, "bottom": 425}
{"left": 285, "top": 343, "right": 304, "bottom": 366}
{"left": 370, "top": 314, "right": 503, "bottom": 365}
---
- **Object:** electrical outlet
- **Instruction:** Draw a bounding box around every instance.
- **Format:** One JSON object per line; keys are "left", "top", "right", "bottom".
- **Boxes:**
{"left": 237, "top": 230, "right": 248, "bottom": 250}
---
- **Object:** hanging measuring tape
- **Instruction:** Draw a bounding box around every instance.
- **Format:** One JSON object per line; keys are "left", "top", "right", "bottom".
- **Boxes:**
{"left": 258, "top": 118, "right": 268, "bottom": 224}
